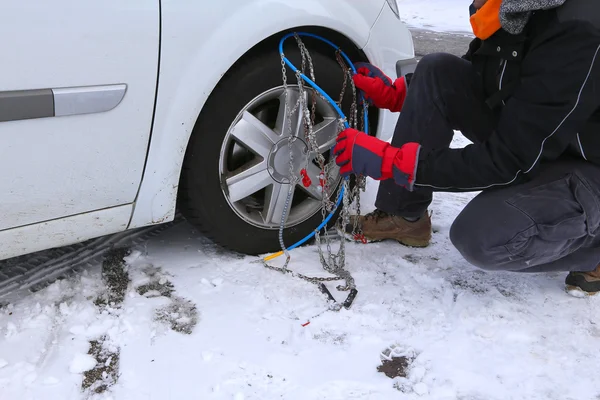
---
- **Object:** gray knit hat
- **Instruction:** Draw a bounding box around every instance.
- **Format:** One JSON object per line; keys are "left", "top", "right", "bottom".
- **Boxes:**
{"left": 500, "top": 0, "right": 567, "bottom": 34}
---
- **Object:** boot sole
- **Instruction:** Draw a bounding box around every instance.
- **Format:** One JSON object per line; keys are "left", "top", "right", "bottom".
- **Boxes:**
{"left": 396, "top": 237, "right": 431, "bottom": 248}
{"left": 565, "top": 272, "right": 600, "bottom": 296}
{"left": 565, "top": 284, "right": 598, "bottom": 297}
{"left": 344, "top": 232, "right": 430, "bottom": 248}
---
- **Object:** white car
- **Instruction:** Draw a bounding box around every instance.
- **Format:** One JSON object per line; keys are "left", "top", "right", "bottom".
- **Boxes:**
{"left": 0, "top": 0, "right": 416, "bottom": 260}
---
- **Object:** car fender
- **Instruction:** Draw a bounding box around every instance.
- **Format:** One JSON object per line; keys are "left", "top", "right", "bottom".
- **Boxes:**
{"left": 128, "top": 0, "right": 386, "bottom": 228}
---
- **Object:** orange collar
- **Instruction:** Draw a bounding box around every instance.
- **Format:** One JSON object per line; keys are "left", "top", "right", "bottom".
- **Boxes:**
{"left": 470, "top": 0, "right": 503, "bottom": 40}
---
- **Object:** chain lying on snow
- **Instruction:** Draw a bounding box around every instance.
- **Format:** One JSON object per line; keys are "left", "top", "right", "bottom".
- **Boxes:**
{"left": 263, "top": 33, "right": 367, "bottom": 310}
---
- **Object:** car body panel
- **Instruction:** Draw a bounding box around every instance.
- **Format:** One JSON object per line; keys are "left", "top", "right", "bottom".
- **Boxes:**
{"left": 0, "top": 0, "right": 416, "bottom": 261}
{"left": 129, "top": 0, "right": 390, "bottom": 228}
{"left": 363, "top": 4, "right": 417, "bottom": 143}
{"left": 0, "top": 205, "right": 131, "bottom": 261}
{"left": 0, "top": 1, "right": 159, "bottom": 230}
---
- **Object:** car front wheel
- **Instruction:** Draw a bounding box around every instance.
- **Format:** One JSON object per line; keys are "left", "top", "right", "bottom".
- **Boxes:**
{"left": 179, "top": 40, "right": 359, "bottom": 255}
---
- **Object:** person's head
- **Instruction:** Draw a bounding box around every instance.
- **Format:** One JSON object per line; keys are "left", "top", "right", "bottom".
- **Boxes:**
{"left": 473, "top": 0, "right": 488, "bottom": 8}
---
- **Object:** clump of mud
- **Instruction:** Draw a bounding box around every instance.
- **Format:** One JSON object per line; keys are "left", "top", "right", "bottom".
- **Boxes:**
{"left": 82, "top": 337, "right": 120, "bottom": 394}
{"left": 136, "top": 266, "right": 175, "bottom": 298}
{"left": 133, "top": 265, "right": 200, "bottom": 334}
{"left": 85, "top": 248, "right": 130, "bottom": 394}
{"left": 94, "top": 248, "right": 131, "bottom": 307}
{"left": 378, "top": 356, "right": 411, "bottom": 379}
{"left": 377, "top": 345, "right": 416, "bottom": 379}
{"left": 137, "top": 280, "right": 175, "bottom": 298}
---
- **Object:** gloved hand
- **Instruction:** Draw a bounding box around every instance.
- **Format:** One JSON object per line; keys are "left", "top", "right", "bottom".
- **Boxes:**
{"left": 353, "top": 62, "right": 407, "bottom": 113}
{"left": 333, "top": 128, "right": 420, "bottom": 190}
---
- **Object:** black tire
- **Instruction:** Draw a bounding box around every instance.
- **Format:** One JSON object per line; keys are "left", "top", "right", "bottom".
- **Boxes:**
{"left": 179, "top": 38, "right": 361, "bottom": 255}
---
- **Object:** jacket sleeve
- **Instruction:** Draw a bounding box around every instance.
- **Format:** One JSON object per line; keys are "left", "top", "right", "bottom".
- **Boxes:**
{"left": 414, "top": 22, "right": 600, "bottom": 192}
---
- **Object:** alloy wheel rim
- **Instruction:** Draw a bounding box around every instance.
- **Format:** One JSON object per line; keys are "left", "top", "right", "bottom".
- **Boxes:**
{"left": 219, "top": 85, "right": 342, "bottom": 230}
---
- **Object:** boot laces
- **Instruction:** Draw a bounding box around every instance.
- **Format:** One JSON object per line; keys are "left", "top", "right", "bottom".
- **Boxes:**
{"left": 364, "top": 209, "right": 390, "bottom": 222}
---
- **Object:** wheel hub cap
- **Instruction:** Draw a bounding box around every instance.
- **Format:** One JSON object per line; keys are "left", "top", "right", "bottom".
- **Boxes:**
{"left": 268, "top": 137, "right": 308, "bottom": 183}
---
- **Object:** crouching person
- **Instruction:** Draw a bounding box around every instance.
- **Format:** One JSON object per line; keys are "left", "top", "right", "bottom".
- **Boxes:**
{"left": 335, "top": 0, "right": 600, "bottom": 295}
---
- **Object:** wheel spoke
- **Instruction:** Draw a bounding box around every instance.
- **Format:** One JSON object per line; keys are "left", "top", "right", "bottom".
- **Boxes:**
{"left": 263, "top": 182, "right": 295, "bottom": 225}
{"left": 221, "top": 85, "right": 348, "bottom": 230}
{"left": 231, "top": 111, "right": 279, "bottom": 158}
{"left": 226, "top": 161, "right": 272, "bottom": 203}
{"left": 275, "top": 88, "right": 304, "bottom": 138}
{"left": 312, "top": 117, "right": 339, "bottom": 154}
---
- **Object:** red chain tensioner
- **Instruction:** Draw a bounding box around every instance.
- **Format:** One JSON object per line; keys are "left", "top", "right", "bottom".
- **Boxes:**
{"left": 300, "top": 169, "right": 327, "bottom": 192}
{"left": 300, "top": 169, "right": 311, "bottom": 188}
{"left": 353, "top": 233, "right": 368, "bottom": 244}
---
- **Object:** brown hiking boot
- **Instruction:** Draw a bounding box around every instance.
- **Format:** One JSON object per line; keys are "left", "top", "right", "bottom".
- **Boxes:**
{"left": 565, "top": 264, "right": 600, "bottom": 296}
{"left": 350, "top": 209, "right": 432, "bottom": 247}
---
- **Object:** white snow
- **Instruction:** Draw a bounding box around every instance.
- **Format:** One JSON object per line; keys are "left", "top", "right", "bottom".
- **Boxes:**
{"left": 413, "top": 382, "right": 429, "bottom": 396}
{"left": 397, "top": 0, "right": 473, "bottom": 33}
{"left": 1, "top": 131, "right": 598, "bottom": 399}
{"left": 43, "top": 377, "right": 60, "bottom": 386}
{"left": 142, "top": 290, "right": 162, "bottom": 298}
{"left": 124, "top": 250, "right": 142, "bottom": 265}
{"left": 0, "top": 275, "right": 107, "bottom": 398}
{"left": 69, "top": 353, "right": 97, "bottom": 374}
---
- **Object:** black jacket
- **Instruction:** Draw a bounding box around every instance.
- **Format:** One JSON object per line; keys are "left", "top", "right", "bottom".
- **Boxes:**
{"left": 414, "top": 0, "right": 600, "bottom": 192}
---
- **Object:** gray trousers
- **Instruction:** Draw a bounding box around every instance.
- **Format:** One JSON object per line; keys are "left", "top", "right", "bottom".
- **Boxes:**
{"left": 451, "top": 160, "right": 600, "bottom": 273}
{"left": 377, "top": 53, "right": 600, "bottom": 273}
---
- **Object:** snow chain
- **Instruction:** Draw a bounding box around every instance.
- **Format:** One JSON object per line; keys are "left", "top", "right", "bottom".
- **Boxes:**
{"left": 262, "top": 33, "right": 367, "bottom": 311}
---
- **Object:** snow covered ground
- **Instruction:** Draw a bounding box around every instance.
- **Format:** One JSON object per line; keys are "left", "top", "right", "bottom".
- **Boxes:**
{"left": 1, "top": 133, "right": 599, "bottom": 400}
{"left": 397, "top": 0, "right": 473, "bottom": 33}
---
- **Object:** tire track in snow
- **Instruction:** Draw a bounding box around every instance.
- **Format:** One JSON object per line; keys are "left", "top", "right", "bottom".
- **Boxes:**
{"left": 0, "top": 216, "right": 200, "bottom": 396}
{"left": 82, "top": 247, "right": 130, "bottom": 395}
{"left": 0, "top": 218, "right": 181, "bottom": 303}
{"left": 133, "top": 263, "right": 199, "bottom": 335}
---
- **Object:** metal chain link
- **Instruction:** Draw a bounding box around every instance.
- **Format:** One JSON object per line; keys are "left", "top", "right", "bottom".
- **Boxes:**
{"left": 265, "top": 34, "right": 367, "bottom": 300}
{"left": 278, "top": 53, "right": 303, "bottom": 268}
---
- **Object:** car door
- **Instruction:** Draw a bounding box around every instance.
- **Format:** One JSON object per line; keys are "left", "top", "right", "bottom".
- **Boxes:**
{"left": 0, "top": 1, "right": 159, "bottom": 231}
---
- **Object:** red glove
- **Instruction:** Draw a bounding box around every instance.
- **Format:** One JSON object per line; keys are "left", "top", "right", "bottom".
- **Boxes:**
{"left": 333, "top": 128, "right": 420, "bottom": 190}
{"left": 353, "top": 62, "right": 407, "bottom": 113}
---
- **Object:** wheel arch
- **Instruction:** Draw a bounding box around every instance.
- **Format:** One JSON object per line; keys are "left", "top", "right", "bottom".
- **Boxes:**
{"left": 187, "top": 25, "right": 381, "bottom": 157}
{"left": 129, "top": 17, "right": 381, "bottom": 229}
{"left": 178, "top": 25, "right": 381, "bottom": 216}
